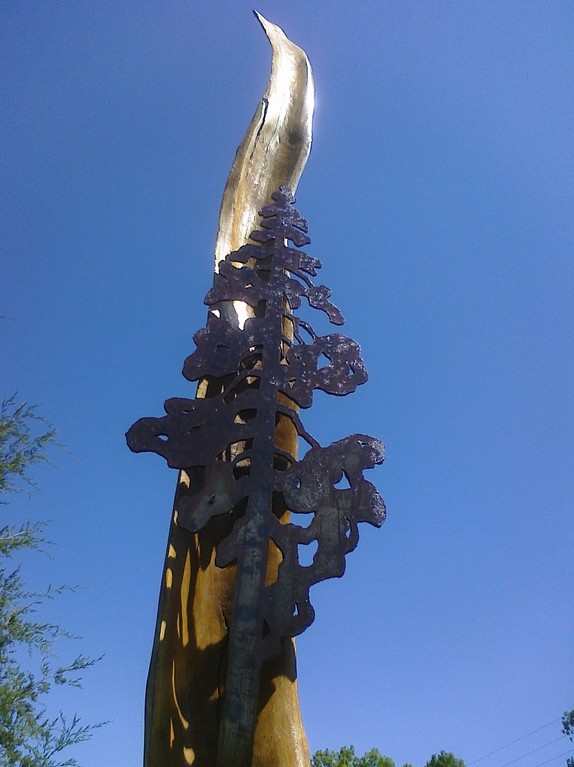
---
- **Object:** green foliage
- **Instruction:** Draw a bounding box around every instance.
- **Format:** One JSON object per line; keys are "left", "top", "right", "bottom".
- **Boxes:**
{"left": 311, "top": 745, "right": 396, "bottom": 767}
{"left": 0, "top": 396, "right": 56, "bottom": 497}
{"left": 562, "top": 708, "right": 574, "bottom": 767}
{"left": 563, "top": 707, "right": 574, "bottom": 738}
{"left": 311, "top": 747, "right": 465, "bottom": 767}
{"left": 0, "top": 397, "right": 101, "bottom": 767}
{"left": 424, "top": 753, "right": 466, "bottom": 767}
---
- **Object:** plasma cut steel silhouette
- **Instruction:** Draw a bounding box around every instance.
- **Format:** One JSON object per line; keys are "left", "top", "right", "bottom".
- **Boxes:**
{"left": 127, "top": 187, "right": 385, "bottom": 766}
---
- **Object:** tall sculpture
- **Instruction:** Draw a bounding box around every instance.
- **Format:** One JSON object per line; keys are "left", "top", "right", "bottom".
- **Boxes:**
{"left": 127, "top": 13, "right": 385, "bottom": 767}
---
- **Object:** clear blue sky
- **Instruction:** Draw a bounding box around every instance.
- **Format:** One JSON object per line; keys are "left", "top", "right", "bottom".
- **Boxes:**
{"left": 2, "top": 2, "right": 573, "bottom": 766}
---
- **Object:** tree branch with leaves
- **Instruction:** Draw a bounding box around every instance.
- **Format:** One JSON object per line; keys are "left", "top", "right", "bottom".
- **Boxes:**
{"left": 0, "top": 395, "right": 102, "bottom": 767}
{"left": 562, "top": 707, "right": 574, "bottom": 767}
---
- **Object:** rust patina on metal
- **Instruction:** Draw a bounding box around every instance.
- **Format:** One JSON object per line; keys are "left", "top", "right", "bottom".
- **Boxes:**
{"left": 127, "top": 187, "right": 385, "bottom": 767}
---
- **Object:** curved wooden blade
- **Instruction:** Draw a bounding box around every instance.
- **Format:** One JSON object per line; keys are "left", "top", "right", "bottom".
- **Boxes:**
{"left": 214, "top": 11, "right": 314, "bottom": 269}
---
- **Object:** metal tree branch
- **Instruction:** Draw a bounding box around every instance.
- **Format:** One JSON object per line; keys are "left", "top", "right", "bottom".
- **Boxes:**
{"left": 128, "top": 188, "right": 385, "bottom": 766}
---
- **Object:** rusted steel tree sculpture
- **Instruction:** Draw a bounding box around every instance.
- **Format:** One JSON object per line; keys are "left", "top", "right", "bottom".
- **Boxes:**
{"left": 126, "top": 12, "right": 385, "bottom": 767}
{"left": 127, "top": 186, "right": 385, "bottom": 767}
